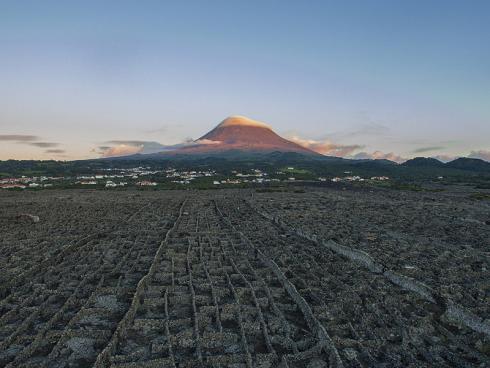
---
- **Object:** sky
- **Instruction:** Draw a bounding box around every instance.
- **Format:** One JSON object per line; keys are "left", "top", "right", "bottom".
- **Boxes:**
{"left": 0, "top": 0, "right": 489, "bottom": 162}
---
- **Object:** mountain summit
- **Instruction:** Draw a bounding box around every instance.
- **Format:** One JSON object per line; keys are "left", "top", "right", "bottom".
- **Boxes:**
{"left": 172, "top": 116, "right": 318, "bottom": 155}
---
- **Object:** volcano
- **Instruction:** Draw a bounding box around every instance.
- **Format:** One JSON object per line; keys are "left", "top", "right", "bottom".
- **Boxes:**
{"left": 170, "top": 116, "right": 318, "bottom": 156}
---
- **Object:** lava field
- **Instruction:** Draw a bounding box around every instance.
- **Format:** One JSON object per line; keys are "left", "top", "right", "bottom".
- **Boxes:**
{"left": 0, "top": 188, "right": 488, "bottom": 367}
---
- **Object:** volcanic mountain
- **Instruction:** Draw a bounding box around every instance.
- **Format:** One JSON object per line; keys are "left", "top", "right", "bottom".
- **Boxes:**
{"left": 170, "top": 116, "right": 318, "bottom": 156}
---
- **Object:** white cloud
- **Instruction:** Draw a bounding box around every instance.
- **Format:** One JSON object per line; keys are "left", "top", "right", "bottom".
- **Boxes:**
{"left": 99, "top": 144, "right": 142, "bottom": 157}
{"left": 350, "top": 150, "right": 405, "bottom": 163}
{"left": 97, "top": 138, "right": 223, "bottom": 157}
{"left": 430, "top": 154, "right": 457, "bottom": 163}
{"left": 468, "top": 150, "right": 490, "bottom": 162}
{"left": 288, "top": 136, "right": 363, "bottom": 156}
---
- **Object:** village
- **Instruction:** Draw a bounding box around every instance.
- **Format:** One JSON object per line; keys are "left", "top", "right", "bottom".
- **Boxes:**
{"left": 0, "top": 166, "right": 391, "bottom": 190}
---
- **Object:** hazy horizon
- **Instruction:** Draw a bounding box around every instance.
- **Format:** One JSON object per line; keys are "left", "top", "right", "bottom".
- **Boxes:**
{"left": 1, "top": 1, "right": 489, "bottom": 162}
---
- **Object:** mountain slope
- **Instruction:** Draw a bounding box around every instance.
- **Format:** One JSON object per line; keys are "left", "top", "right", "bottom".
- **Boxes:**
{"left": 402, "top": 157, "right": 445, "bottom": 168}
{"left": 167, "top": 116, "right": 319, "bottom": 156}
{"left": 446, "top": 157, "right": 490, "bottom": 171}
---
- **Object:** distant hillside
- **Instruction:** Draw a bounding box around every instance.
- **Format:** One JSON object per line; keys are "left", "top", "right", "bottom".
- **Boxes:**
{"left": 1, "top": 153, "right": 489, "bottom": 180}
{"left": 446, "top": 157, "right": 490, "bottom": 171}
{"left": 402, "top": 157, "right": 445, "bottom": 168}
{"left": 401, "top": 157, "right": 490, "bottom": 173}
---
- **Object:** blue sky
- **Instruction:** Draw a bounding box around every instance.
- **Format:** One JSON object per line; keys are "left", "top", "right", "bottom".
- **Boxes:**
{"left": 0, "top": 0, "right": 489, "bottom": 161}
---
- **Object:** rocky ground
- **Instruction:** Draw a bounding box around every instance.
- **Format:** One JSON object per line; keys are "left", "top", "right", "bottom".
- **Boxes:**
{"left": 249, "top": 186, "right": 490, "bottom": 319}
{"left": 0, "top": 187, "right": 488, "bottom": 367}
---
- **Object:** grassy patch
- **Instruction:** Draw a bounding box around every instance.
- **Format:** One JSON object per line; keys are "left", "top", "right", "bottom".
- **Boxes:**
{"left": 281, "top": 167, "right": 310, "bottom": 174}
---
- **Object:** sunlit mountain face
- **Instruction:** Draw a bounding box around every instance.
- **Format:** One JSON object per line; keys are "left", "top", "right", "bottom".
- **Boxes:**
{"left": 168, "top": 116, "right": 319, "bottom": 155}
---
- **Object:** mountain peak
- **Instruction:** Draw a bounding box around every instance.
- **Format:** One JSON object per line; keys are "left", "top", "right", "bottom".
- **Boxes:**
{"left": 166, "top": 116, "right": 319, "bottom": 156}
{"left": 218, "top": 116, "right": 272, "bottom": 130}
{"left": 402, "top": 157, "right": 444, "bottom": 167}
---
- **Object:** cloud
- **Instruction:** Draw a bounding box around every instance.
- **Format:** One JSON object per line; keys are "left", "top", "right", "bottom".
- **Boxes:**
{"left": 45, "top": 149, "right": 66, "bottom": 154}
{"left": 100, "top": 140, "right": 168, "bottom": 157}
{"left": 99, "top": 145, "right": 143, "bottom": 157}
{"left": 144, "top": 127, "right": 169, "bottom": 134}
{"left": 430, "top": 151, "right": 490, "bottom": 163}
{"left": 288, "top": 136, "right": 363, "bottom": 156}
{"left": 0, "top": 134, "right": 38, "bottom": 141}
{"left": 28, "top": 142, "right": 60, "bottom": 148}
{"left": 194, "top": 139, "right": 221, "bottom": 145}
{"left": 412, "top": 146, "right": 445, "bottom": 153}
{"left": 431, "top": 154, "right": 457, "bottom": 163}
{"left": 325, "top": 116, "right": 391, "bottom": 141}
{"left": 106, "top": 140, "right": 157, "bottom": 146}
{"left": 344, "top": 123, "right": 390, "bottom": 138}
{"left": 350, "top": 151, "right": 406, "bottom": 163}
{"left": 0, "top": 135, "right": 62, "bottom": 151}
{"left": 468, "top": 150, "right": 490, "bottom": 162}
{"left": 97, "top": 138, "right": 223, "bottom": 157}
{"left": 112, "top": 141, "right": 169, "bottom": 153}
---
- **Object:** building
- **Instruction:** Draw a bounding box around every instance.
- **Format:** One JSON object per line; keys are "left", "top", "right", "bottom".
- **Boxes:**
{"left": 136, "top": 181, "right": 157, "bottom": 186}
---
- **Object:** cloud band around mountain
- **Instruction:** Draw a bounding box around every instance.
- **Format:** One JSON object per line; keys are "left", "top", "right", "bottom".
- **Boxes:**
{"left": 94, "top": 133, "right": 489, "bottom": 163}
{"left": 287, "top": 136, "right": 363, "bottom": 156}
{"left": 97, "top": 139, "right": 222, "bottom": 157}
{"left": 350, "top": 151, "right": 405, "bottom": 163}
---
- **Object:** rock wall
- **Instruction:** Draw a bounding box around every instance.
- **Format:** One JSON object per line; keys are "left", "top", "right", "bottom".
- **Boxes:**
{"left": 248, "top": 200, "right": 490, "bottom": 338}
